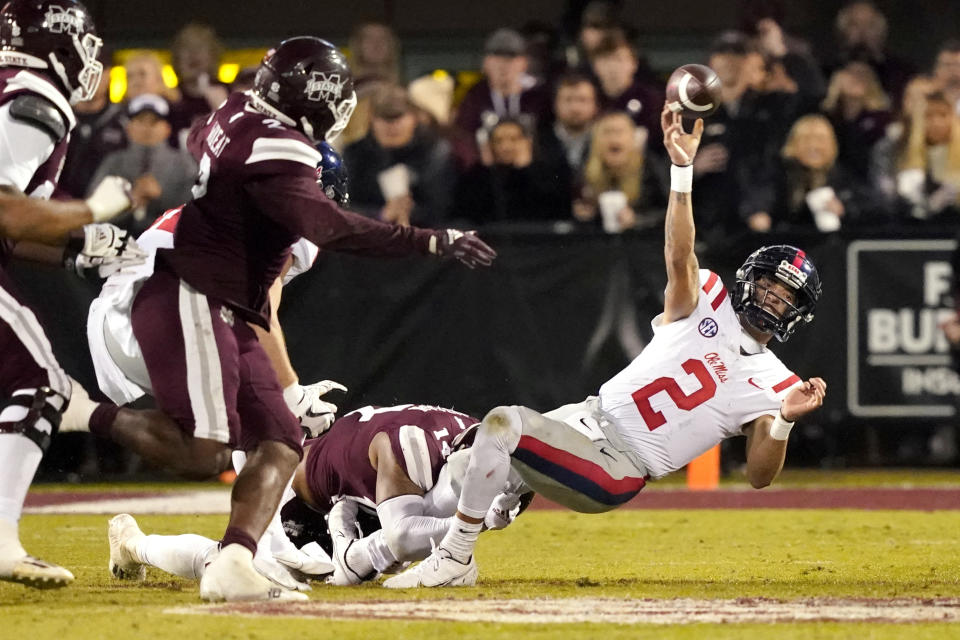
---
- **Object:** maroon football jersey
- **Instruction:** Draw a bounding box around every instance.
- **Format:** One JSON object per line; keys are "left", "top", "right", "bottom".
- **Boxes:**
{"left": 0, "top": 69, "right": 74, "bottom": 267}
{"left": 303, "top": 404, "right": 478, "bottom": 508}
{"left": 156, "top": 92, "right": 435, "bottom": 328}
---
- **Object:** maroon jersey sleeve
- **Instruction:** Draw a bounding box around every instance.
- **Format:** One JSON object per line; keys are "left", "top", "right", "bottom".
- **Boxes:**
{"left": 244, "top": 173, "right": 434, "bottom": 257}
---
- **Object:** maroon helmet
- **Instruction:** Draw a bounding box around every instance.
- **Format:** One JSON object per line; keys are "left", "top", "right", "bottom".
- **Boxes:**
{"left": 0, "top": 0, "right": 103, "bottom": 104}
{"left": 250, "top": 36, "right": 356, "bottom": 143}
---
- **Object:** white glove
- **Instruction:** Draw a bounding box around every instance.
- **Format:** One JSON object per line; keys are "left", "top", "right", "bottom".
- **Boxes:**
{"left": 85, "top": 176, "right": 132, "bottom": 222}
{"left": 283, "top": 379, "right": 348, "bottom": 438}
{"left": 484, "top": 492, "right": 522, "bottom": 531}
{"left": 66, "top": 223, "right": 148, "bottom": 278}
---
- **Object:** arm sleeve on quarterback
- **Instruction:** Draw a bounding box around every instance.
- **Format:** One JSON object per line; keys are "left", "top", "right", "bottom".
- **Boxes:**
{"left": 0, "top": 102, "right": 56, "bottom": 192}
{"left": 245, "top": 172, "right": 433, "bottom": 257}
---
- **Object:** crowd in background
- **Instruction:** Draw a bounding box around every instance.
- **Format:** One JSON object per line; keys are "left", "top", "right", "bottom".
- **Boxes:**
{"left": 58, "top": 0, "right": 960, "bottom": 245}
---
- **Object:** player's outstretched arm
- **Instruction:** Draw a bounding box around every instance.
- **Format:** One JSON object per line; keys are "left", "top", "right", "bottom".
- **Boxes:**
{"left": 743, "top": 377, "right": 827, "bottom": 488}
{"left": 0, "top": 177, "right": 131, "bottom": 245}
{"left": 661, "top": 105, "right": 705, "bottom": 323}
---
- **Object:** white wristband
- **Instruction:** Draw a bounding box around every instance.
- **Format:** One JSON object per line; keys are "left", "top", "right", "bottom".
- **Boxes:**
{"left": 670, "top": 163, "right": 693, "bottom": 193}
{"left": 769, "top": 412, "right": 795, "bottom": 441}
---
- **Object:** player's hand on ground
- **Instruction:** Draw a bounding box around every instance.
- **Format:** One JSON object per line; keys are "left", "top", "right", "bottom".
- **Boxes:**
{"left": 84, "top": 176, "right": 132, "bottom": 222}
{"left": 429, "top": 229, "right": 497, "bottom": 269}
{"left": 781, "top": 377, "right": 827, "bottom": 422}
{"left": 67, "top": 223, "right": 147, "bottom": 278}
{"left": 286, "top": 380, "right": 347, "bottom": 438}
{"left": 484, "top": 492, "right": 522, "bottom": 530}
{"left": 661, "top": 104, "right": 704, "bottom": 167}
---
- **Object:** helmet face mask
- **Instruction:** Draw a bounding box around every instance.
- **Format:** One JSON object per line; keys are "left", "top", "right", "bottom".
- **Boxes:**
{"left": 732, "top": 245, "right": 822, "bottom": 343}
{"left": 252, "top": 37, "right": 356, "bottom": 144}
{"left": 0, "top": 0, "right": 103, "bottom": 104}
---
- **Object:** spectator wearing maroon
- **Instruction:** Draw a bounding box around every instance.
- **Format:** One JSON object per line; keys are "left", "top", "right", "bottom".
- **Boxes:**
{"left": 88, "top": 94, "right": 198, "bottom": 234}
{"left": 822, "top": 61, "right": 892, "bottom": 180}
{"left": 827, "top": 1, "right": 915, "bottom": 108}
{"left": 167, "top": 23, "right": 229, "bottom": 148}
{"left": 344, "top": 85, "right": 455, "bottom": 227}
{"left": 589, "top": 33, "right": 662, "bottom": 139}
{"left": 59, "top": 62, "right": 126, "bottom": 198}
{"left": 452, "top": 28, "right": 550, "bottom": 168}
{"left": 456, "top": 118, "right": 568, "bottom": 224}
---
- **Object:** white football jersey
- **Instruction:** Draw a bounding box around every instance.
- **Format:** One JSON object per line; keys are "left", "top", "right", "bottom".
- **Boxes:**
{"left": 87, "top": 205, "right": 319, "bottom": 404}
{"left": 599, "top": 270, "right": 802, "bottom": 479}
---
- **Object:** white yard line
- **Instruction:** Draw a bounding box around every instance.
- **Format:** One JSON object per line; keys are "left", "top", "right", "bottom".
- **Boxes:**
{"left": 24, "top": 490, "right": 231, "bottom": 514}
{"left": 165, "top": 597, "right": 960, "bottom": 625}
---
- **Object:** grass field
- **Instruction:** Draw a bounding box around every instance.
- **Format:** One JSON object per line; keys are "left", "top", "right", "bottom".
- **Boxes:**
{"left": 4, "top": 470, "right": 960, "bottom": 639}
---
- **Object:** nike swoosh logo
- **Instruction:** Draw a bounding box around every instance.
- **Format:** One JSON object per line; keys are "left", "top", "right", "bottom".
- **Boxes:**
{"left": 598, "top": 447, "right": 616, "bottom": 461}
{"left": 748, "top": 378, "right": 763, "bottom": 390}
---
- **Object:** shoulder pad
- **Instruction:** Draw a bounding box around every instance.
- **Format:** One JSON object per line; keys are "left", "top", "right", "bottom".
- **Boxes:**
{"left": 8, "top": 94, "right": 67, "bottom": 142}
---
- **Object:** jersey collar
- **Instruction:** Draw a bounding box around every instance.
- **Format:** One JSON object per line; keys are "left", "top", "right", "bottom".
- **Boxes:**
{"left": 739, "top": 328, "right": 766, "bottom": 355}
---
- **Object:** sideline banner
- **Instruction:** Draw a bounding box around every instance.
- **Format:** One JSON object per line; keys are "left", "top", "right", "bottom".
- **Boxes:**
{"left": 847, "top": 239, "right": 958, "bottom": 418}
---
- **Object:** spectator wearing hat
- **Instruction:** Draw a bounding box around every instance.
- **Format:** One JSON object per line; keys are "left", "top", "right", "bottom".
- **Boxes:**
{"left": 589, "top": 32, "right": 663, "bottom": 139}
{"left": 343, "top": 85, "right": 456, "bottom": 227}
{"left": 455, "top": 118, "right": 570, "bottom": 225}
{"left": 452, "top": 28, "right": 551, "bottom": 168}
{"left": 88, "top": 94, "right": 198, "bottom": 234}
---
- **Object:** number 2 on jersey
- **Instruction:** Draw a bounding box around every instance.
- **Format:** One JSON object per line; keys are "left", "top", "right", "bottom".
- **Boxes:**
{"left": 631, "top": 358, "right": 717, "bottom": 430}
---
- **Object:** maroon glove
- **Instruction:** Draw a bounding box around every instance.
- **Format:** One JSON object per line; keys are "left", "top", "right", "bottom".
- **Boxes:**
{"left": 429, "top": 229, "right": 497, "bottom": 269}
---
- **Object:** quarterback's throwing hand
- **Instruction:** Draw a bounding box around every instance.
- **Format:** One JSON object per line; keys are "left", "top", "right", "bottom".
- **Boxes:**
{"left": 781, "top": 377, "right": 827, "bottom": 422}
{"left": 430, "top": 229, "right": 497, "bottom": 269}
{"left": 661, "top": 104, "right": 704, "bottom": 167}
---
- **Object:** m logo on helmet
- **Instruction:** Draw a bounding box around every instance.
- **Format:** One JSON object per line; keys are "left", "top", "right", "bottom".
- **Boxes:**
{"left": 304, "top": 71, "right": 344, "bottom": 103}
{"left": 44, "top": 6, "right": 85, "bottom": 36}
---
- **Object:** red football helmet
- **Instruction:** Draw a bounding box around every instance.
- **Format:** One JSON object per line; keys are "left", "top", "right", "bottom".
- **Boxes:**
{"left": 250, "top": 36, "right": 356, "bottom": 143}
{"left": 0, "top": 0, "right": 103, "bottom": 104}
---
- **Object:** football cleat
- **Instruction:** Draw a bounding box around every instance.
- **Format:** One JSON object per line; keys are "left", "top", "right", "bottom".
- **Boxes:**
{"left": 274, "top": 541, "right": 334, "bottom": 577}
{"left": 382, "top": 543, "right": 477, "bottom": 589}
{"left": 2, "top": 555, "right": 74, "bottom": 589}
{"left": 107, "top": 514, "right": 145, "bottom": 580}
{"left": 199, "top": 543, "right": 308, "bottom": 602}
{"left": 59, "top": 377, "right": 96, "bottom": 433}
{"left": 327, "top": 533, "right": 376, "bottom": 586}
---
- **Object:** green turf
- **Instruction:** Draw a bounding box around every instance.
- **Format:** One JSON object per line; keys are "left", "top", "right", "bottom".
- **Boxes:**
{"left": 4, "top": 502, "right": 960, "bottom": 639}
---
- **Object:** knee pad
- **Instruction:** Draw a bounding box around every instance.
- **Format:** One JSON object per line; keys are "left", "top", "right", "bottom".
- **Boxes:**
{"left": 480, "top": 406, "right": 523, "bottom": 451}
{"left": 0, "top": 387, "right": 64, "bottom": 452}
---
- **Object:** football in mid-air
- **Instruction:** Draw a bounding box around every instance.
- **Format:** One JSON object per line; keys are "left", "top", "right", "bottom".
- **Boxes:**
{"left": 666, "top": 64, "right": 722, "bottom": 118}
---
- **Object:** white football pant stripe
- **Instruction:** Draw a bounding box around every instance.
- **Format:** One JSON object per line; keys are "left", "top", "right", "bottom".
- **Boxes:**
{"left": 178, "top": 280, "right": 230, "bottom": 443}
{"left": 0, "top": 285, "right": 69, "bottom": 399}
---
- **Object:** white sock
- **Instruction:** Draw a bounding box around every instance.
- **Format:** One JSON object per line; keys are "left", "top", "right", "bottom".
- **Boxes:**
{"left": 357, "top": 530, "right": 398, "bottom": 573}
{"left": 135, "top": 534, "right": 218, "bottom": 580}
{"left": 0, "top": 432, "right": 44, "bottom": 526}
{"left": 439, "top": 518, "right": 482, "bottom": 563}
{"left": 0, "top": 518, "right": 26, "bottom": 572}
{"left": 457, "top": 408, "right": 520, "bottom": 520}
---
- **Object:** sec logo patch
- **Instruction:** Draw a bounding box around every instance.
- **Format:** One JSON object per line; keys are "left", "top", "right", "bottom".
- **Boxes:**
{"left": 698, "top": 317, "right": 718, "bottom": 338}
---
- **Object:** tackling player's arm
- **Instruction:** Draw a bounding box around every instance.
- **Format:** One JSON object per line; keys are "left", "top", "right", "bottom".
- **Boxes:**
{"left": 660, "top": 105, "right": 705, "bottom": 323}
{"left": 742, "top": 377, "right": 827, "bottom": 488}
